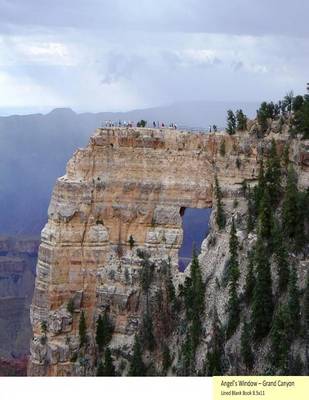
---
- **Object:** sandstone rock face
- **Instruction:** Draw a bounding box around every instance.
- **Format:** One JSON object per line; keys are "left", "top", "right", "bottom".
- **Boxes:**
{"left": 28, "top": 127, "right": 308, "bottom": 376}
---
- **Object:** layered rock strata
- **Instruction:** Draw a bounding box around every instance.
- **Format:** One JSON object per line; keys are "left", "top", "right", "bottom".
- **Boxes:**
{"left": 28, "top": 127, "right": 308, "bottom": 376}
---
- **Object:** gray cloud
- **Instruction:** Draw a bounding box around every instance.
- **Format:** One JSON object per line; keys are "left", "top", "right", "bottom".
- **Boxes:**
{"left": 0, "top": 0, "right": 308, "bottom": 114}
{"left": 100, "top": 52, "right": 146, "bottom": 84}
{"left": 232, "top": 61, "right": 244, "bottom": 72}
{"left": 0, "top": 0, "right": 308, "bottom": 37}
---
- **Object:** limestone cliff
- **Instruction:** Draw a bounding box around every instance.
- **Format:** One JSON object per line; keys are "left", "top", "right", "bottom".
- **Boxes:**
{"left": 28, "top": 126, "right": 308, "bottom": 376}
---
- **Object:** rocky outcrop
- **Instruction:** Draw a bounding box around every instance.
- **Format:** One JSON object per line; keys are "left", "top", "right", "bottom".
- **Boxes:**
{"left": 28, "top": 127, "right": 308, "bottom": 376}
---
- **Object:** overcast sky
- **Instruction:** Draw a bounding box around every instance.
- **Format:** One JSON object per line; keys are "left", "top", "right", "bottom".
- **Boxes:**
{"left": 0, "top": 0, "right": 308, "bottom": 114}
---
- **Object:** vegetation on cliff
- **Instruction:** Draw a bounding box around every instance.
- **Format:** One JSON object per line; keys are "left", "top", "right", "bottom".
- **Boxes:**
{"left": 178, "top": 249, "right": 205, "bottom": 375}
{"left": 226, "top": 218, "right": 240, "bottom": 339}
{"left": 28, "top": 88, "right": 308, "bottom": 377}
{"left": 231, "top": 138, "right": 308, "bottom": 375}
{"left": 227, "top": 87, "right": 309, "bottom": 139}
{"left": 214, "top": 176, "right": 226, "bottom": 229}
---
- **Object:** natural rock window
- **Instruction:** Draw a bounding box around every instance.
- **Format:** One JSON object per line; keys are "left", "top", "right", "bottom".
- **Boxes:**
{"left": 178, "top": 207, "right": 212, "bottom": 272}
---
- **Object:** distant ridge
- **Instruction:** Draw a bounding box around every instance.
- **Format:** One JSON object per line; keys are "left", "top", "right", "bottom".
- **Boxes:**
{"left": 0, "top": 100, "right": 259, "bottom": 234}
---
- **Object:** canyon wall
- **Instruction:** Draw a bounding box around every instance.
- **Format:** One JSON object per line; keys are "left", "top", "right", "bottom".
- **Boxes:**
{"left": 0, "top": 236, "right": 39, "bottom": 375}
{"left": 28, "top": 126, "right": 308, "bottom": 376}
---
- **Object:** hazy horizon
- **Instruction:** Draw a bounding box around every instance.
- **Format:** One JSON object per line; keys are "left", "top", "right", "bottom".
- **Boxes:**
{"left": 0, "top": 99, "right": 260, "bottom": 235}
{"left": 0, "top": 99, "right": 261, "bottom": 117}
{"left": 1, "top": 0, "right": 308, "bottom": 115}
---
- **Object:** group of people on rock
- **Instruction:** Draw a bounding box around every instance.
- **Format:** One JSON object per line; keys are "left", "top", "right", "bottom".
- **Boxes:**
{"left": 103, "top": 120, "right": 218, "bottom": 132}
{"left": 152, "top": 121, "right": 177, "bottom": 129}
{"left": 103, "top": 120, "right": 178, "bottom": 129}
{"left": 104, "top": 120, "right": 134, "bottom": 127}
{"left": 208, "top": 124, "right": 218, "bottom": 133}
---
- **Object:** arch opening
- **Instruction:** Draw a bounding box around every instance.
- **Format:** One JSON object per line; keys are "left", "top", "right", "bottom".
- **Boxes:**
{"left": 178, "top": 207, "right": 212, "bottom": 272}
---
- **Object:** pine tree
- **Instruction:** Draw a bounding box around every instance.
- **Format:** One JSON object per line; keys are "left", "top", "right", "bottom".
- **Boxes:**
{"left": 181, "top": 333, "right": 194, "bottom": 375}
{"left": 246, "top": 189, "right": 255, "bottom": 233}
{"left": 305, "top": 273, "right": 309, "bottom": 333}
{"left": 283, "top": 91, "right": 294, "bottom": 114}
{"left": 265, "top": 139, "right": 281, "bottom": 206}
{"left": 142, "top": 311, "right": 156, "bottom": 351}
{"left": 138, "top": 250, "right": 155, "bottom": 292}
{"left": 241, "top": 320, "right": 254, "bottom": 371}
{"left": 276, "top": 249, "right": 290, "bottom": 294}
{"left": 129, "top": 336, "right": 146, "bottom": 376}
{"left": 304, "top": 273, "right": 309, "bottom": 367}
{"left": 79, "top": 310, "right": 87, "bottom": 348}
{"left": 252, "top": 159, "right": 265, "bottom": 216}
{"left": 236, "top": 109, "right": 247, "bottom": 131}
{"left": 257, "top": 102, "right": 271, "bottom": 133}
{"left": 251, "top": 237, "right": 274, "bottom": 340}
{"left": 214, "top": 176, "right": 226, "bottom": 229}
{"left": 282, "top": 165, "right": 309, "bottom": 252}
{"left": 162, "top": 344, "right": 172, "bottom": 373}
{"left": 165, "top": 257, "right": 176, "bottom": 304}
{"left": 258, "top": 187, "right": 273, "bottom": 244}
{"left": 228, "top": 218, "right": 240, "bottom": 282}
{"left": 272, "top": 220, "right": 289, "bottom": 292}
{"left": 185, "top": 249, "right": 205, "bottom": 352}
{"left": 205, "top": 309, "right": 224, "bottom": 376}
{"left": 96, "top": 312, "right": 113, "bottom": 352}
{"left": 128, "top": 234, "right": 135, "bottom": 249}
{"left": 96, "top": 361, "right": 104, "bottom": 376}
{"left": 227, "top": 110, "right": 236, "bottom": 135}
{"left": 299, "top": 98, "right": 309, "bottom": 139}
{"left": 282, "top": 166, "right": 299, "bottom": 244}
{"left": 293, "top": 189, "right": 309, "bottom": 252}
{"left": 244, "top": 253, "right": 255, "bottom": 304}
{"left": 282, "top": 144, "right": 290, "bottom": 169}
{"left": 226, "top": 218, "right": 240, "bottom": 338}
{"left": 274, "top": 102, "right": 281, "bottom": 117}
{"left": 258, "top": 159, "right": 265, "bottom": 188}
{"left": 166, "top": 272, "right": 176, "bottom": 303}
{"left": 102, "top": 348, "right": 116, "bottom": 376}
{"left": 292, "top": 95, "right": 304, "bottom": 112}
{"left": 287, "top": 266, "right": 300, "bottom": 335}
{"left": 270, "top": 306, "right": 290, "bottom": 372}
{"left": 190, "top": 249, "right": 204, "bottom": 316}
{"left": 183, "top": 276, "right": 193, "bottom": 316}
{"left": 226, "top": 281, "right": 240, "bottom": 339}
{"left": 191, "top": 314, "right": 202, "bottom": 353}
{"left": 96, "top": 315, "right": 104, "bottom": 352}
{"left": 180, "top": 249, "right": 205, "bottom": 372}
{"left": 257, "top": 101, "right": 276, "bottom": 121}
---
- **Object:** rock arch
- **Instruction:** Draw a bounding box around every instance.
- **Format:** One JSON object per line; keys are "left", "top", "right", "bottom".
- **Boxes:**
{"left": 28, "top": 127, "right": 260, "bottom": 375}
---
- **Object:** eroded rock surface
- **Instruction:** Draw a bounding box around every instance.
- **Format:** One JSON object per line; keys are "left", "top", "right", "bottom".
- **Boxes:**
{"left": 28, "top": 127, "right": 308, "bottom": 376}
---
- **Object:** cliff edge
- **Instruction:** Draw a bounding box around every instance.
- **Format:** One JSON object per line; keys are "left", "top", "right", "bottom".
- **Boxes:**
{"left": 28, "top": 125, "right": 308, "bottom": 376}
